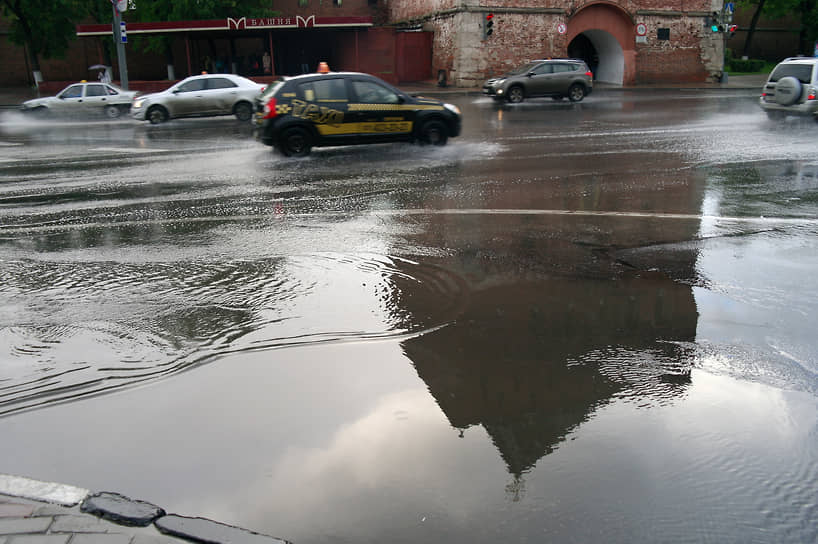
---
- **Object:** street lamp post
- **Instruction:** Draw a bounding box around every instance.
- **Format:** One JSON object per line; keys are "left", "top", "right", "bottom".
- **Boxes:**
{"left": 111, "top": 0, "right": 129, "bottom": 89}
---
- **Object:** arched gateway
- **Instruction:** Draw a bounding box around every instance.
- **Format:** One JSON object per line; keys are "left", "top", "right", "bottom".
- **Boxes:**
{"left": 566, "top": 3, "right": 636, "bottom": 86}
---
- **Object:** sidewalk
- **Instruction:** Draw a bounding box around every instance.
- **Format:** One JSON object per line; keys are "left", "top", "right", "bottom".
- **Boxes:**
{"left": 0, "top": 74, "right": 765, "bottom": 109}
{"left": 0, "top": 474, "right": 290, "bottom": 544}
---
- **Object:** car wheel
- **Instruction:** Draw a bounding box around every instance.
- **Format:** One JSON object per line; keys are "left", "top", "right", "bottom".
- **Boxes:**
{"left": 147, "top": 106, "right": 169, "bottom": 124}
{"left": 104, "top": 105, "right": 121, "bottom": 119}
{"left": 418, "top": 120, "right": 448, "bottom": 146}
{"left": 774, "top": 76, "right": 802, "bottom": 106}
{"left": 234, "top": 101, "right": 253, "bottom": 122}
{"left": 568, "top": 84, "right": 586, "bottom": 102}
{"left": 507, "top": 86, "right": 524, "bottom": 103}
{"left": 279, "top": 126, "right": 312, "bottom": 157}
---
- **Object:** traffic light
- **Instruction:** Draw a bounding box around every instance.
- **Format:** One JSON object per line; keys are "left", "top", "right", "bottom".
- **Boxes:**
{"left": 727, "top": 24, "right": 737, "bottom": 36}
{"left": 483, "top": 13, "right": 494, "bottom": 39}
{"left": 710, "top": 11, "right": 721, "bottom": 32}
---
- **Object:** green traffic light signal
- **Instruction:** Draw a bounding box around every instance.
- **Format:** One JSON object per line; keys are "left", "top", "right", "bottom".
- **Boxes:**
{"left": 711, "top": 24, "right": 719, "bottom": 32}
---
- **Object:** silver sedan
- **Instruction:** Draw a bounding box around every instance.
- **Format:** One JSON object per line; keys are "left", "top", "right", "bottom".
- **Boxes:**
{"left": 21, "top": 82, "right": 138, "bottom": 119}
{"left": 131, "top": 73, "right": 266, "bottom": 124}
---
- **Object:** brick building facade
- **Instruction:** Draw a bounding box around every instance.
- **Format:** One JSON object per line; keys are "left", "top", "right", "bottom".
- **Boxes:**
{"left": 388, "top": 0, "right": 725, "bottom": 86}
{"left": 2, "top": 0, "right": 732, "bottom": 89}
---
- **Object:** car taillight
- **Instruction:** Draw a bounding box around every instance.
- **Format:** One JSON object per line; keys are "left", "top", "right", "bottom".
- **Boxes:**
{"left": 262, "top": 97, "right": 277, "bottom": 119}
{"left": 586, "top": 71, "right": 593, "bottom": 78}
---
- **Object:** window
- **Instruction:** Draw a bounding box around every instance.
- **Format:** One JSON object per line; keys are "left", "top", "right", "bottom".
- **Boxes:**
{"left": 351, "top": 80, "right": 399, "bottom": 104}
{"left": 770, "top": 64, "right": 814, "bottom": 84}
{"left": 85, "top": 84, "right": 106, "bottom": 97}
{"left": 333, "top": 0, "right": 342, "bottom": 5}
{"left": 177, "top": 79, "right": 207, "bottom": 92}
{"left": 59, "top": 85, "right": 84, "bottom": 99}
{"left": 298, "top": 0, "right": 308, "bottom": 5}
{"left": 207, "top": 77, "right": 239, "bottom": 90}
{"left": 532, "top": 64, "right": 553, "bottom": 75}
{"left": 104, "top": 85, "right": 120, "bottom": 95}
{"left": 299, "top": 78, "right": 348, "bottom": 102}
{"left": 552, "top": 64, "right": 575, "bottom": 73}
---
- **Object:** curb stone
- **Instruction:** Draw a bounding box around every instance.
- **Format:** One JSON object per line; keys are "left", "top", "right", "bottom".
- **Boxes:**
{"left": 0, "top": 475, "right": 291, "bottom": 544}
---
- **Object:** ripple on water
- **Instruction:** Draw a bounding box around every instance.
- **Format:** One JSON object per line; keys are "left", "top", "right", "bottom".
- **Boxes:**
{"left": 0, "top": 253, "right": 467, "bottom": 417}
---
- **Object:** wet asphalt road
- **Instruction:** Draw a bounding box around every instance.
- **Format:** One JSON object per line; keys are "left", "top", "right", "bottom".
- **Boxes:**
{"left": 0, "top": 90, "right": 817, "bottom": 544}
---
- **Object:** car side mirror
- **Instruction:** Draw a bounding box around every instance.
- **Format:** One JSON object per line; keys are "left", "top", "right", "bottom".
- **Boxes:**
{"left": 527, "top": 72, "right": 535, "bottom": 77}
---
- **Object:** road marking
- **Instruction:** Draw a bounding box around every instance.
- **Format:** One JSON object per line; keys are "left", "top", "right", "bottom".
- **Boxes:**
{"left": 1, "top": 209, "right": 817, "bottom": 235}
{"left": 88, "top": 147, "right": 169, "bottom": 153}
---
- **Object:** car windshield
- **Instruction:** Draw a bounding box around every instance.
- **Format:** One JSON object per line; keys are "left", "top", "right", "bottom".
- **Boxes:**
{"left": 506, "top": 62, "right": 541, "bottom": 76}
{"left": 769, "top": 63, "right": 814, "bottom": 84}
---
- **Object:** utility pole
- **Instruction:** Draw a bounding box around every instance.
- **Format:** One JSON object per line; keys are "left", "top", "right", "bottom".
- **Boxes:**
{"left": 111, "top": 0, "right": 129, "bottom": 89}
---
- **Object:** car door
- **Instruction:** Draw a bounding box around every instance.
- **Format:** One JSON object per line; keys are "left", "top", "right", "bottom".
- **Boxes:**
{"left": 167, "top": 77, "right": 208, "bottom": 117}
{"left": 550, "top": 63, "right": 578, "bottom": 94}
{"left": 348, "top": 78, "right": 412, "bottom": 144}
{"left": 525, "top": 62, "right": 555, "bottom": 96}
{"left": 82, "top": 83, "right": 109, "bottom": 113}
{"left": 293, "top": 77, "right": 350, "bottom": 145}
{"left": 204, "top": 77, "right": 240, "bottom": 114}
{"left": 53, "top": 84, "right": 85, "bottom": 114}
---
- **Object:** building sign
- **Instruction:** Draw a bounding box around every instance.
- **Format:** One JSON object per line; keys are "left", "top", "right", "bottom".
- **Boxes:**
{"left": 77, "top": 15, "right": 373, "bottom": 36}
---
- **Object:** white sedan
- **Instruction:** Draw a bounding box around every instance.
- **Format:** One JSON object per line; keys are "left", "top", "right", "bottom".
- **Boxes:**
{"left": 131, "top": 73, "right": 265, "bottom": 124}
{"left": 21, "top": 82, "right": 138, "bottom": 119}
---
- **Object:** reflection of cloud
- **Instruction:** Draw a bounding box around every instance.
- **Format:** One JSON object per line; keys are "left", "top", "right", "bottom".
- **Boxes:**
{"left": 237, "top": 388, "right": 507, "bottom": 542}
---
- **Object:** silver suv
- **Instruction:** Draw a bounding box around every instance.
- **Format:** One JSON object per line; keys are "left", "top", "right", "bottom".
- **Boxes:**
{"left": 482, "top": 59, "right": 593, "bottom": 103}
{"left": 759, "top": 57, "right": 818, "bottom": 121}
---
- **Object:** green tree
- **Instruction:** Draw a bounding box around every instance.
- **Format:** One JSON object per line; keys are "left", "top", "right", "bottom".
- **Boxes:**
{"left": 1, "top": 0, "right": 87, "bottom": 83}
{"left": 740, "top": 0, "right": 818, "bottom": 57}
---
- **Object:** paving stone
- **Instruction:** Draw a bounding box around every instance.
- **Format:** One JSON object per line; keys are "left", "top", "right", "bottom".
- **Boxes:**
{"left": 30, "top": 506, "right": 71, "bottom": 519}
{"left": 80, "top": 494, "right": 164, "bottom": 528}
{"left": 0, "top": 504, "right": 35, "bottom": 518}
{"left": 69, "top": 533, "right": 133, "bottom": 544}
{"left": 0, "top": 517, "right": 53, "bottom": 534}
{"left": 6, "top": 536, "right": 69, "bottom": 544}
{"left": 0, "top": 476, "right": 87, "bottom": 507}
{"left": 155, "top": 515, "right": 291, "bottom": 544}
{"left": 130, "top": 533, "right": 180, "bottom": 544}
{"left": 49, "top": 515, "right": 115, "bottom": 533}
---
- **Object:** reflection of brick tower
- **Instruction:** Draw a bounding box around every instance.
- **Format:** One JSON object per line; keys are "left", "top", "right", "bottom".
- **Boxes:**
{"left": 401, "top": 274, "right": 698, "bottom": 477}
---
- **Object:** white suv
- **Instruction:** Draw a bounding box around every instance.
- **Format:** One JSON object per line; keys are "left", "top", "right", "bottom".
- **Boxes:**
{"left": 759, "top": 57, "right": 818, "bottom": 121}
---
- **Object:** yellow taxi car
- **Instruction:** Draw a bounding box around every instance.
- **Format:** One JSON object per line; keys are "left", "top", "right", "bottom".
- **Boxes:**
{"left": 253, "top": 71, "right": 462, "bottom": 156}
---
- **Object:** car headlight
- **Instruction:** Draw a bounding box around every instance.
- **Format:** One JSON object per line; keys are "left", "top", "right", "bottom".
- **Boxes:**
{"left": 133, "top": 99, "right": 145, "bottom": 108}
{"left": 444, "top": 103, "right": 461, "bottom": 115}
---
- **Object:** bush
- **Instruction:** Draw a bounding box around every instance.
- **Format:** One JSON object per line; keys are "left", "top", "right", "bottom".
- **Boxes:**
{"left": 727, "top": 58, "right": 767, "bottom": 72}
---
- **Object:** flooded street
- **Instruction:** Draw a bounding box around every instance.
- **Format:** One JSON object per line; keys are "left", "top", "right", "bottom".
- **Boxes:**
{"left": 1, "top": 90, "right": 817, "bottom": 543}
